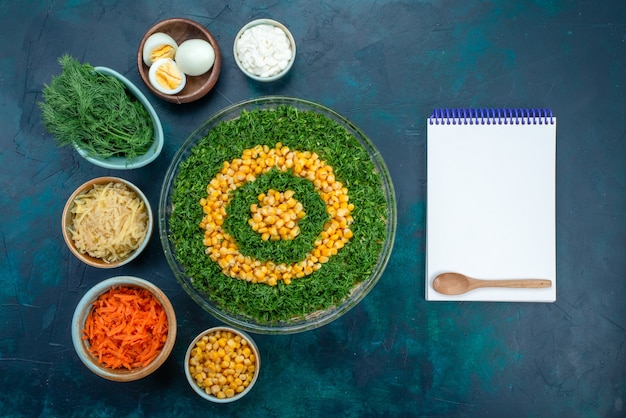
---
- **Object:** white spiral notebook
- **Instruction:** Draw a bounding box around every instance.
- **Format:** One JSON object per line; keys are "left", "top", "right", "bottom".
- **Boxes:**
{"left": 426, "top": 108, "right": 557, "bottom": 302}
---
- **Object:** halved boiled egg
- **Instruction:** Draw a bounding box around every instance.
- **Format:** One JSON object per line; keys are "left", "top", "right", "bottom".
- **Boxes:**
{"left": 148, "top": 58, "right": 186, "bottom": 95}
{"left": 175, "top": 39, "right": 216, "bottom": 76}
{"left": 143, "top": 32, "right": 178, "bottom": 66}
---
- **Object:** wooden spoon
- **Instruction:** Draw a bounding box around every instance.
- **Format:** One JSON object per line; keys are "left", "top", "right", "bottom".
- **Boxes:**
{"left": 433, "top": 272, "right": 552, "bottom": 295}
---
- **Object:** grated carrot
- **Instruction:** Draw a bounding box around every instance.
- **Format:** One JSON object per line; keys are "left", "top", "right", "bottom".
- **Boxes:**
{"left": 82, "top": 286, "right": 168, "bottom": 370}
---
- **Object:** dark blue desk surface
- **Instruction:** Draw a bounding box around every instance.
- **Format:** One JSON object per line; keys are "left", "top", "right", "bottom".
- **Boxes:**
{"left": 2, "top": 1, "right": 625, "bottom": 416}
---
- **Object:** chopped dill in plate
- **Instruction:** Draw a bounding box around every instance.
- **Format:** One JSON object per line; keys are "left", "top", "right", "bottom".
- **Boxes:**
{"left": 168, "top": 105, "right": 390, "bottom": 324}
{"left": 39, "top": 55, "right": 153, "bottom": 159}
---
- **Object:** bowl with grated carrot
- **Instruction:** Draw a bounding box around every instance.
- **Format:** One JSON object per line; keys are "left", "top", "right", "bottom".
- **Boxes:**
{"left": 62, "top": 177, "right": 153, "bottom": 268}
{"left": 71, "top": 276, "right": 177, "bottom": 381}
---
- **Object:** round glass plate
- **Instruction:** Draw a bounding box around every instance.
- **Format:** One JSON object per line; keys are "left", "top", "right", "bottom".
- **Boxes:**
{"left": 159, "top": 96, "right": 396, "bottom": 334}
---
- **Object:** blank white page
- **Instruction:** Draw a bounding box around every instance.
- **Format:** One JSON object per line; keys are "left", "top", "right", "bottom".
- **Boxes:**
{"left": 426, "top": 115, "right": 556, "bottom": 302}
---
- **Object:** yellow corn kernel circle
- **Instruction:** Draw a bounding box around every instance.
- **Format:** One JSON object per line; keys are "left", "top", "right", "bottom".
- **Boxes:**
{"left": 249, "top": 189, "right": 304, "bottom": 241}
{"left": 188, "top": 329, "right": 257, "bottom": 399}
{"left": 199, "top": 142, "right": 354, "bottom": 286}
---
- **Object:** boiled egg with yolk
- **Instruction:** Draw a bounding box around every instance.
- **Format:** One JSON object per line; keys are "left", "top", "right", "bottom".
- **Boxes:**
{"left": 175, "top": 39, "right": 215, "bottom": 76}
{"left": 143, "top": 32, "right": 178, "bottom": 66}
{"left": 148, "top": 58, "right": 186, "bottom": 95}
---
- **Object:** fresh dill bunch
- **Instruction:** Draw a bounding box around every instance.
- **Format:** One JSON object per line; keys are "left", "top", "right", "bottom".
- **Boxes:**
{"left": 39, "top": 54, "right": 153, "bottom": 159}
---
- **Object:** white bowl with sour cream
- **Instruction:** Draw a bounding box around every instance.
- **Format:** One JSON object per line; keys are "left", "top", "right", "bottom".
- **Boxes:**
{"left": 234, "top": 19, "right": 296, "bottom": 82}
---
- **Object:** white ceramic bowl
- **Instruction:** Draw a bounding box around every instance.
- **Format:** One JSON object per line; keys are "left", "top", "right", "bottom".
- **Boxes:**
{"left": 184, "top": 326, "right": 260, "bottom": 402}
{"left": 74, "top": 67, "right": 164, "bottom": 169}
{"left": 72, "top": 276, "right": 177, "bottom": 381}
{"left": 233, "top": 19, "right": 296, "bottom": 82}
{"left": 62, "top": 177, "right": 153, "bottom": 268}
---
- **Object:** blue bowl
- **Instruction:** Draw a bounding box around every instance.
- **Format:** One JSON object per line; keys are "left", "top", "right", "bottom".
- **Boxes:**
{"left": 74, "top": 66, "right": 164, "bottom": 170}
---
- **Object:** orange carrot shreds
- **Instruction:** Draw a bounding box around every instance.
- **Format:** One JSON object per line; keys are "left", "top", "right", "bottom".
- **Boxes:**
{"left": 82, "top": 286, "right": 169, "bottom": 370}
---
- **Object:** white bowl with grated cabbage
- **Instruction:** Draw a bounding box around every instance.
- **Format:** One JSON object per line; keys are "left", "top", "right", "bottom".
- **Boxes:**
{"left": 62, "top": 177, "right": 153, "bottom": 268}
{"left": 234, "top": 19, "right": 296, "bottom": 82}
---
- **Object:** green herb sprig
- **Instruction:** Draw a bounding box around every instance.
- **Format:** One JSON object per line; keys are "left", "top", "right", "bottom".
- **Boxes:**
{"left": 39, "top": 55, "right": 153, "bottom": 159}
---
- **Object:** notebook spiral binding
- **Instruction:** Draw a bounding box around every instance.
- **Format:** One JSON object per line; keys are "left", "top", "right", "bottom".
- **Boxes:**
{"left": 429, "top": 108, "right": 554, "bottom": 125}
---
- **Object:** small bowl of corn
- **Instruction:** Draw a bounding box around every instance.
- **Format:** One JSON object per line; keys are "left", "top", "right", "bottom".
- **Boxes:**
{"left": 184, "top": 326, "right": 260, "bottom": 402}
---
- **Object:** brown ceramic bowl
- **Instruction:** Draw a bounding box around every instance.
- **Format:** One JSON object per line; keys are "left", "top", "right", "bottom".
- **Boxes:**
{"left": 62, "top": 177, "right": 153, "bottom": 268}
{"left": 137, "top": 18, "right": 222, "bottom": 104}
{"left": 72, "top": 276, "right": 177, "bottom": 381}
